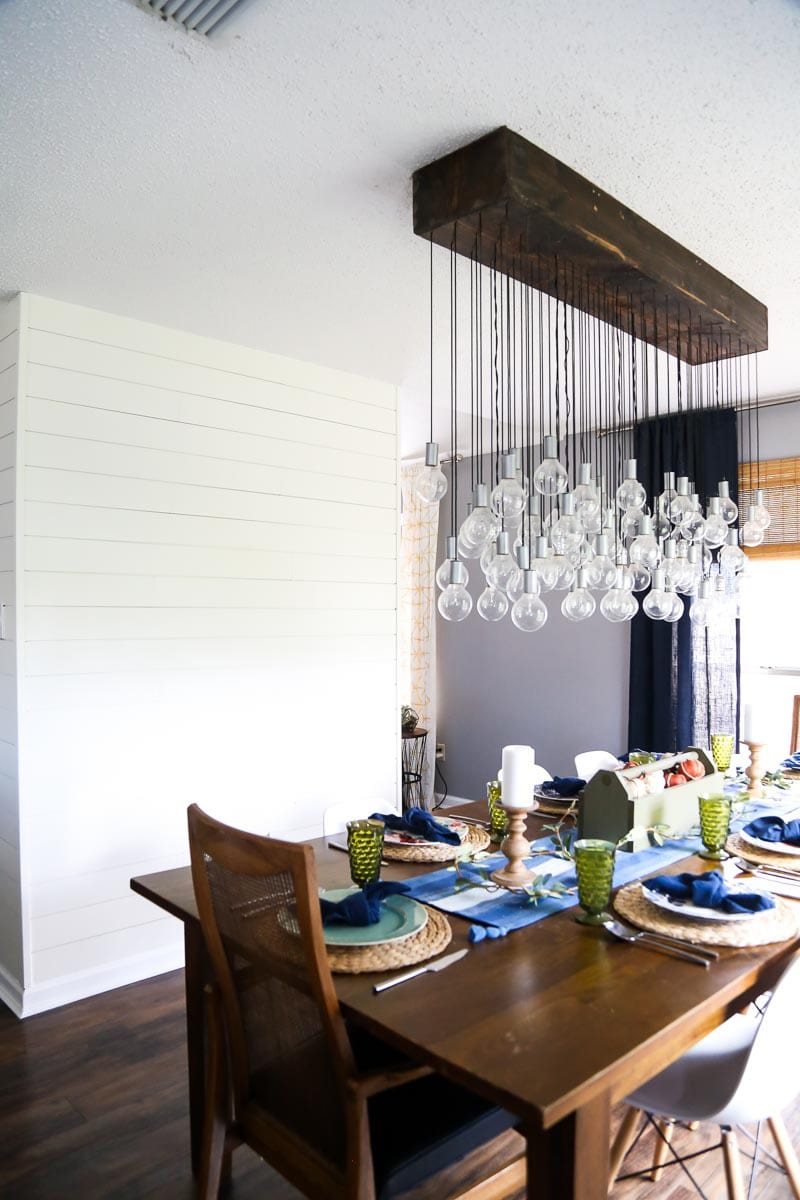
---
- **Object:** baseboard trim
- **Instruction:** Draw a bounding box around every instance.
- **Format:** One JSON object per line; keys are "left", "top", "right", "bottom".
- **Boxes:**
{"left": 0, "top": 961, "right": 24, "bottom": 1018}
{"left": 19, "top": 941, "right": 185, "bottom": 1018}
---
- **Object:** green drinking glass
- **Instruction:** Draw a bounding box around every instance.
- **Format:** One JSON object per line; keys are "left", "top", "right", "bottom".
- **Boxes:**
{"left": 574, "top": 839, "right": 616, "bottom": 925}
{"left": 698, "top": 795, "right": 732, "bottom": 861}
{"left": 346, "top": 819, "right": 385, "bottom": 886}
{"left": 710, "top": 734, "right": 735, "bottom": 775}
{"left": 487, "top": 780, "right": 508, "bottom": 843}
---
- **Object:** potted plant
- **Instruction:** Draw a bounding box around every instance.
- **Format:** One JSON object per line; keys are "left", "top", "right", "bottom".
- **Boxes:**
{"left": 401, "top": 705, "right": 419, "bottom": 734}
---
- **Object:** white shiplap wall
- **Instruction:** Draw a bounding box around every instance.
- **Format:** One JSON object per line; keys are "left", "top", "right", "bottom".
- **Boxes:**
{"left": 14, "top": 294, "right": 399, "bottom": 1016}
{"left": 0, "top": 296, "right": 21, "bottom": 1011}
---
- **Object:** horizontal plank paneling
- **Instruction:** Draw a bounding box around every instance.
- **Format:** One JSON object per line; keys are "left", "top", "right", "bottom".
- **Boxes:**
{"left": 25, "top": 395, "right": 394, "bottom": 479}
{"left": 25, "top": 432, "right": 395, "bottom": 509}
{"left": 24, "top": 500, "right": 395, "bottom": 558}
{"left": 27, "top": 294, "right": 396, "bottom": 409}
{"left": 25, "top": 467, "right": 394, "bottom": 533}
{"left": 31, "top": 915, "right": 181, "bottom": 986}
{"left": 32, "top": 894, "right": 171, "bottom": 953}
{"left": 30, "top": 850, "right": 191, "bottom": 919}
{"left": 0, "top": 338, "right": 17, "bottom": 377}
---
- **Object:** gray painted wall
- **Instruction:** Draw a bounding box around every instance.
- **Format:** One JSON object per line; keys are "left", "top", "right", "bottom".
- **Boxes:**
{"left": 742, "top": 398, "right": 800, "bottom": 460}
{"left": 436, "top": 454, "right": 630, "bottom": 797}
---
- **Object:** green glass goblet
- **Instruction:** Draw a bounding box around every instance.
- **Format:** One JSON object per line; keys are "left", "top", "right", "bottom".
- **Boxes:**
{"left": 487, "top": 780, "right": 508, "bottom": 844}
{"left": 710, "top": 733, "right": 735, "bottom": 775}
{"left": 698, "top": 794, "right": 732, "bottom": 861}
{"left": 346, "top": 819, "right": 385, "bottom": 886}
{"left": 573, "top": 839, "right": 616, "bottom": 925}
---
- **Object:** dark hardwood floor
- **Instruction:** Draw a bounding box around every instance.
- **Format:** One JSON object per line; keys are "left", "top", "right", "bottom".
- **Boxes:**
{"left": 0, "top": 971, "right": 796, "bottom": 1198}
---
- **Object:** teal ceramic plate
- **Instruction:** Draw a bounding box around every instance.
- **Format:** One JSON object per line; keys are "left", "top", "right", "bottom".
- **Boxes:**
{"left": 320, "top": 888, "right": 428, "bottom": 946}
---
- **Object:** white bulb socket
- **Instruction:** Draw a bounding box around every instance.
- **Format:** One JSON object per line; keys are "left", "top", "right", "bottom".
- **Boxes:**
{"left": 579, "top": 462, "right": 593, "bottom": 485}
{"left": 542, "top": 435, "right": 558, "bottom": 459}
{"left": 523, "top": 569, "right": 540, "bottom": 595}
{"left": 688, "top": 544, "right": 700, "bottom": 563}
{"left": 726, "top": 528, "right": 738, "bottom": 546}
{"left": 651, "top": 568, "right": 666, "bottom": 591}
{"left": 748, "top": 505, "right": 758, "bottom": 522}
{"left": 474, "top": 482, "right": 489, "bottom": 508}
{"left": 662, "top": 539, "right": 676, "bottom": 559}
{"left": 613, "top": 566, "right": 627, "bottom": 588}
{"left": 501, "top": 452, "right": 517, "bottom": 480}
{"left": 676, "top": 477, "right": 690, "bottom": 496}
{"left": 690, "top": 493, "right": 700, "bottom": 507}
{"left": 664, "top": 471, "right": 675, "bottom": 489}
{"left": 594, "top": 534, "right": 610, "bottom": 556}
{"left": 698, "top": 578, "right": 711, "bottom": 600}
{"left": 718, "top": 479, "right": 731, "bottom": 498}
{"left": 561, "top": 493, "right": 576, "bottom": 516}
{"left": 535, "top": 536, "right": 550, "bottom": 558}
{"left": 445, "top": 535, "right": 457, "bottom": 559}
{"left": 624, "top": 459, "right": 638, "bottom": 480}
{"left": 517, "top": 544, "right": 531, "bottom": 570}
{"left": 638, "top": 515, "right": 654, "bottom": 536}
{"left": 497, "top": 531, "right": 511, "bottom": 555}
{"left": 575, "top": 568, "right": 588, "bottom": 590}
{"left": 755, "top": 489, "right": 765, "bottom": 506}
{"left": 424, "top": 441, "right": 439, "bottom": 468}
{"left": 527, "top": 495, "right": 539, "bottom": 516}
{"left": 513, "top": 447, "right": 523, "bottom": 471}
{"left": 448, "top": 560, "right": 466, "bottom": 586}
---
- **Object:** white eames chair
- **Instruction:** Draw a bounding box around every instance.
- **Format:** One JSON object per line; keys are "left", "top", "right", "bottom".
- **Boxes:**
{"left": 574, "top": 750, "right": 620, "bottom": 780}
{"left": 609, "top": 950, "right": 800, "bottom": 1198}
{"left": 322, "top": 801, "right": 389, "bottom": 837}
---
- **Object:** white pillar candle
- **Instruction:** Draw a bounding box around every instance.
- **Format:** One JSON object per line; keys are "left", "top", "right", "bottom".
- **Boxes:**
{"left": 743, "top": 704, "right": 764, "bottom": 744}
{"left": 501, "top": 745, "right": 536, "bottom": 809}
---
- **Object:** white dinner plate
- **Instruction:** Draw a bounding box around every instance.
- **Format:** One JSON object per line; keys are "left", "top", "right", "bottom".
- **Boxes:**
{"left": 739, "top": 828, "right": 800, "bottom": 857}
{"left": 641, "top": 882, "right": 764, "bottom": 923}
{"left": 382, "top": 815, "right": 468, "bottom": 847}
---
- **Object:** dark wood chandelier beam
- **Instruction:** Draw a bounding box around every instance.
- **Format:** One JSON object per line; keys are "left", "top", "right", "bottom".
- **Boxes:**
{"left": 412, "top": 126, "right": 768, "bottom": 366}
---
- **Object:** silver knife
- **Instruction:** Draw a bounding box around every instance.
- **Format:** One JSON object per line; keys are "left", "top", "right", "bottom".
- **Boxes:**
{"left": 374, "top": 948, "right": 468, "bottom": 993}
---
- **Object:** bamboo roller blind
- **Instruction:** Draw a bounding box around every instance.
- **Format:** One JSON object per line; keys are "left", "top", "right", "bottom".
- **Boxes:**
{"left": 739, "top": 457, "right": 800, "bottom": 559}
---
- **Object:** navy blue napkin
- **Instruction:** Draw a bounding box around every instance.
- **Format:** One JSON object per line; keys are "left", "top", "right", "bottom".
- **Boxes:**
{"left": 540, "top": 776, "right": 585, "bottom": 799}
{"left": 780, "top": 753, "right": 800, "bottom": 771}
{"left": 320, "top": 881, "right": 411, "bottom": 926}
{"left": 647, "top": 869, "right": 775, "bottom": 914}
{"left": 744, "top": 816, "right": 800, "bottom": 846}
{"left": 371, "top": 806, "right": 461, "bottom": 845}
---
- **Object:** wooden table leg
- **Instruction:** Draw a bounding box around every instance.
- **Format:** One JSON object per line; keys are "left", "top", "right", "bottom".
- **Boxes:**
{"left": 526, "top": 1091, "right": 611, "bottom": 1200}
{"left": 184, "top": 922, "right": 207, "bottom": 1177}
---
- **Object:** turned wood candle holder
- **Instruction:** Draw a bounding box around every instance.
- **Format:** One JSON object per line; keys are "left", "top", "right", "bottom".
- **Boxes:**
{"left": 490, "top": 802, "right": 538, "bottom": 890}
{"left": 743, "top": 741, "right": 766, "bottom": 799}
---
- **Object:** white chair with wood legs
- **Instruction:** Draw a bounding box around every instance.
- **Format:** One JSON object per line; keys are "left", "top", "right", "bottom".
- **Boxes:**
{"left": 609, "top": 950, "right": 800, "bottom": 1198}
{"left": 574, "top": 750, "right": 620, "bottom": 781}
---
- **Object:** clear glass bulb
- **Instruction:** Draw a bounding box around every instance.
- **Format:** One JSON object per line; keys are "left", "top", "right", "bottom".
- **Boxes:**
{"left": 689, "top": 596, "right": 711, "bottom": 627}
{"left": 653, "top": 504, "right": 672, "bottom": 540}
{"left": 741, "top": 520, "right": 764, "bottom": 547}
{"left": 437, "top": 583, "right": 472, "bottom": 622}
{"left": 573, "top": 482, "right": 600, "bottom": 521}
{"left": 505, "top": 567, "right": 525, "bottom": 603}
{"left": 600, "top": 587, "right": 638, "bottom": 622}
{"left": 620, "top": 507, "right": 644, "bottom": 539}
{"left": 586, "top": 553, "right": 617, "bottom": 590}
{"left": 511, "top": 592, "right": 548, "bottom": 632}
{"left": 477, "top": 586, "right": 509, "bottom": 622}
{"left": 566, "top": 538, "right": 594, "bottom": 568}
{"left": 616, "top": 477, "right": 646, "bottom": 512}
{"left": 533, "top": 439, "right": 568, "bottom": 496}
{"left": 630, "top": 533, "right": 660, "bottom": 570}
{"left": 679, "top": 508, "right": 706, "bottom": 543}
{"left": 643, "top": 585, "right": 672, "bottom": 621}
{"left": 630, "top": 562, "right": 651, "bottom": 592}
{"left": 550, "top": 554, "right": 575, "bottom": 591}
{"left": 415, "top": 463, "right": 448, "bottom": 505}
{"left": 752, "top": 503, "right": 771, "bottom": 531}
{"left": 703, "top": 513, "right": 728, "bottom": 549}
{"left": 719, "top": 495, "right": 738, "bottom": 524}
{"left": 664, "top": 590, "right": 685, "bottom": 623}
{"left": 561, "top": 585, "right": 596, "bottom": 622}
{"left": 480, "top": 541, "right": 497, "bottom": 575}
{"left": 530, "top": 554, "right": 559, "bottom": 592}
{"left": 719, "top": 542, "right": 746, "bottom": 574}
{"left": 457, "top": 528, "right": 483, "bottom": 560}
{"left": 487, "top": 548, "right": 519, "bottom": 593}
{"left": 460, "top": 505, "right": 500, "bottom": 550}
{"left": 667, "top": 493, "right": 693, "bottom": 525}
{"left": 550, "top": 512, "right": 583, "bottom": 555}
{"left": 581, "top": 507, "right": 602, "bottom": 535}
{"left": 436, "top": 556, "right": 469, "bottom": 591}
{"left": 491, "top": 476, "right": 526, "bottom": 521}
{"left": 659, "top": 481, "right": 677, "bottom": 510}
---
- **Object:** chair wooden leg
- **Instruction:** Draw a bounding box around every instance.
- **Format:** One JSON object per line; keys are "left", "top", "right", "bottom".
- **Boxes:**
{"left": 608, "top": 1106, "right": 642, "bottom": 1190}
{"left": 768, "top": 1114, "right": 800, "bottom": 1200}
{"left": 199, "top": 986, "right": 229, "bottom": 1200}
{"left": 650, "top": 1119, "right": 675, "bottom": 1182}
{"left": 721, "top": 1127, "right": 746, "bottom": 1200}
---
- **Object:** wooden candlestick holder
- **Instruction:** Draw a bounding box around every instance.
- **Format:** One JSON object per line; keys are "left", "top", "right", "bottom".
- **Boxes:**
{"left": 743, "top": 741, "right": 766, "bottom": 799}
{"left": 490, "top": 802, "right": 538, "bottom": 890}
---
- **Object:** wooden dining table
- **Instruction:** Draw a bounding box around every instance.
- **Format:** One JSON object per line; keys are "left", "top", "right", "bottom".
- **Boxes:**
{"left": 130, "top": 801, "right": 799, "bottom": 1200}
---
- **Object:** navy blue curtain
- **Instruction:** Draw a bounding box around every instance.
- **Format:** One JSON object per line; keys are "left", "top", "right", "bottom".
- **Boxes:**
{"left": 627, "top": 408, "right": 739, "bottom": 753}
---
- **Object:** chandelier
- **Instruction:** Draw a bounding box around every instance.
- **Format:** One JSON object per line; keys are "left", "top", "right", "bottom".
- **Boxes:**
{"left": 411, "top": 128, "right": 770, "bottom": 631}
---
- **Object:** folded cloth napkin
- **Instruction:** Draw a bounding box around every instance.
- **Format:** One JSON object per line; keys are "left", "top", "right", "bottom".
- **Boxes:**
{"left": 744, "top": 816, "right": 800, "bottom": 846}
{"left": 647, "top": 869, "right": 775, "bottom": 914}
{"left": 539, "top": 776, "right": 585, "bottom": 799}
{"left": 370, "top": 806, "right": 461, "bottom": 845}
{"left": 320, "top": 881, "right": 411, "bottom": 926}
{"left": 781, "top": 753, "right": 800, "bottom": 771}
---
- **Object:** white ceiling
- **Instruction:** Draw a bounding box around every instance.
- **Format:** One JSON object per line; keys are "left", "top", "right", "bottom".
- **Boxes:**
{"left": 1, "top": 0, "right": 799, "bottom": 456}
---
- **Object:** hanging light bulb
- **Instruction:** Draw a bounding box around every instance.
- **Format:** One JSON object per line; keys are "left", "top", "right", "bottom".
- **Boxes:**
{"left": 741, "top": 504, "right": 765, "bottom": 547}
{"left": 585, "top": 534, "right": 617, "bottom": 590}
{"left": 477, "top": 585, "right": 509, "bottom": 622}
{"left": 717, "top": 480, "right": 739, "bottom": 525}
{"left": 668, "top": 477, "right": 693, "bottom": 525}
{"left": 751, "top": 488, "right": 771, "bottom": 530}
{"left": 511, "top": 570, "right": 548, "bottom": 632}
{"left": 719, "top": 528, "right": 746, "bottom": 574}
{"left": 550, "top": 493, "right": 584, "bottom": 555}
{"left": 436, "top": 535, "right": 469, "bottom": 591}
{"left": 629, "top": 560, "right": 651, "bottom": 592}
{"left": 573, "top": 462, "right": 600, "bottom": 522}
{"left": 663, "top": 583, "right": 685, "bottom": 623}
{"left": 658, "top": 471, "right": 677, "bottom": 512}
{"left": 630, "top": 515, "right": 661, "bottom": 570}
{"left": 533, "top": 435, "right": 568, "bottom": 496}
{"left": 703, "top": 497, "right": 729, "bottom": 549}
{"left": 550, "top": 545, "right": 576, "bottom": 591}
{"left": 679, "top": 493, "right": 707, "bottom": 543}
{"left": 653, "top": 497, "right": 672, "bottom": 540}
{"left": 689, "top": 578, "right": 713, "bottom": 627}
{"left": 491, "top": 453, "right": 526, "bottom": 521}
{"left": 677, "top": 543, "right": 701, "bottom": 596}
{"left": 437, "top": 560, "right": 472, "bottom": 622}
{"left": 486, "top": 531, "right": 519, "bottom": 592}
{"left": 661, "top": 538, "right": 681, "bottom": 589}
{"left": 561, "top": 568, "right": 596, "bottom": 621}
{"left": 600, "top": 567, "right": 639, "bottom": 622}
{"left": 616, "top": 459, "right": 647, "bottom": 512}
{"left": 620, "top": 506, "right": 644, "bottom": 539}
{"left": 415, "top": 441, "right": 448, "bottom": 505}
{"left": 530, "top": 536, "right": 560, "bottom": 592}
{"left": 642, "top": 568, "right": 673, "bottom": 620}
{"left": 459, "top": 483, "right": 500, "bottom": 556}
{"left": 525, "top": 494, "right": 542, "bottom": 540}
{"left": 505, "top": 544, "right": 529, "bottom": 603}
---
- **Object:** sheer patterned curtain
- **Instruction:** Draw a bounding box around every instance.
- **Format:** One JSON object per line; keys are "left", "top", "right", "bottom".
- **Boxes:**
{"left": 399, "top": 464, "right": 438, "bottom": 807}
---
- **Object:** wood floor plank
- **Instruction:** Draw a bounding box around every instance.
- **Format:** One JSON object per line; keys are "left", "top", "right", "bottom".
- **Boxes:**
{"left": 0, "top": 972, "right": 798, "bottom": 1198}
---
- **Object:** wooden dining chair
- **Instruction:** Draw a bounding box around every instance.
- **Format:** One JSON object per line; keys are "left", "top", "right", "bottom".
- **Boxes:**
{"left": 187, "top": 804, "right": 526, "bottom": 1200}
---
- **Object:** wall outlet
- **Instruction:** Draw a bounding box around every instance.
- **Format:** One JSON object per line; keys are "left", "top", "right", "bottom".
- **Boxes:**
{"left": 436, "top": 742, "right": 446, "bottom": 761}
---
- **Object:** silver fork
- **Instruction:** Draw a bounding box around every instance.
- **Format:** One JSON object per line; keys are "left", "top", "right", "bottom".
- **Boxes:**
{"left": 603, "top": 919, "right": 711, "bottom": 967}
{"left": 734, "top": 857, "right": 800, "bottom": 883}
{"left": 610, "top": 914, "right": 719, "bottom": 959}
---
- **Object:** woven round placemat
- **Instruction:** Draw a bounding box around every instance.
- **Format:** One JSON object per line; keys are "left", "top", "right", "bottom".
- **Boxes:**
{"left": 382, "top": 823, "right": 490, "bottom": 862}
{"left": 728, "top": 831, "right": 800, "bottom": 870}
{"left": 614, "top": 881, "right": 799, "bottom": 947}
{"left": 327, "top": 905, "right": 452, "bottom": 974}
